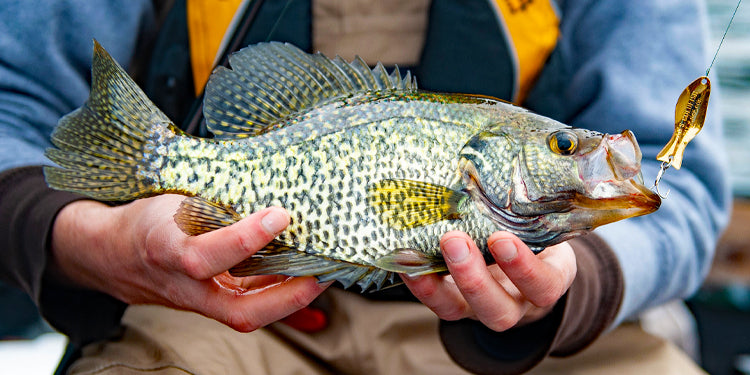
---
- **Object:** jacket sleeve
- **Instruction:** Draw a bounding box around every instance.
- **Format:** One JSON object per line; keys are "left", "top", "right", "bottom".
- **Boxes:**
{"left": 440, "top": 234, "right": 622, "bottom": 375}
{"left": 440, "top": 0, "right": 731, "bottom": 373}
{"left": 0, "top": 0, "right": 155, "bottom": 346}
{"left": 527, "top": 0, "right": 731, "bottom": 325}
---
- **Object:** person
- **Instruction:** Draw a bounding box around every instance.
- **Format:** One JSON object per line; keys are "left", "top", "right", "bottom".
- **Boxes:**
{"left": 0, "top": 0, "right": 730, "bottom": 374}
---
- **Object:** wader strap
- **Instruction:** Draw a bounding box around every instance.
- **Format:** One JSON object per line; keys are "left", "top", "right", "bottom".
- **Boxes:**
{"left": 488, "top": 0, "right": 560, "bottom": 103}
{"left": 187, "top": 0, "right": 245, "bottom": 94}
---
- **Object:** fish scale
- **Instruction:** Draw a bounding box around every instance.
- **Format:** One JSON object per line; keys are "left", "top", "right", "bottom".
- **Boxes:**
{"left": 154, "top": 97, "right": 496, "bottom": 267}
{"left": 44, "top": 41, "right": 660, "bottom": 290}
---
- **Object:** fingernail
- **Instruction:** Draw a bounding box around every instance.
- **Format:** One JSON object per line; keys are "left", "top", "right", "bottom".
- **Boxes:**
{"left": 400, "top": 273, "right": 419, "bottom": 281}
{"left": 490, "top": 239, "right": 517, "bottom": 262}
{"left": 261, "top": 208, "right": 289, "bottom": 235}
{"left": 318, "top": 280, "right": 335, "bottom": 289}
{"left": 443, "top": 237, "right": 470, "bottom": 263}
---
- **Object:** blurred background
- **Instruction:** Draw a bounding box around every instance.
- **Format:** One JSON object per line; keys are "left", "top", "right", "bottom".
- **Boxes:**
{"left": 1, "top": 0, "right": 750, "bottom": 374}
{"left": 687, "top": 1, "right": 750, "bottom": 374}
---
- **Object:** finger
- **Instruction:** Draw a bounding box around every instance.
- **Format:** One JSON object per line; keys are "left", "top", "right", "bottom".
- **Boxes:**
{"left": 441, "top": 232, "right": 527, "bottom": 331}
{"left": 401, "top": 273, "right": 471, "bottom": 321}
{"left": 204, "top": 277, "right": 330, "bottom": 332}
{"left": 180, "top": 207, "right": 290, "bottom": 280}
{"left": 237, "top": 274, "right": 290, "bottom": 290}
{"left": 211, "top": 273, "right": 286, "bottom": 293}
{"left": 488, "top": 232, "right": 576, "bottom": 308}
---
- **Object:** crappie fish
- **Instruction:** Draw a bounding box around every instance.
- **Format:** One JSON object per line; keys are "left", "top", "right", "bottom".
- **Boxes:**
{"left": 44, "top": 41, "right": 660, "bottom": 290}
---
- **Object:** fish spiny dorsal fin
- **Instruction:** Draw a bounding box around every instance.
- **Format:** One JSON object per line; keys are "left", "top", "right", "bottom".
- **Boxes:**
{"left": 203, "top": 42, "right": 418, "bottom": 139}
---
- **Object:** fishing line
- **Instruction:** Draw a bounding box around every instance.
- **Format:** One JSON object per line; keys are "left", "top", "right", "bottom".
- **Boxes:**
{"left": 265, "top": 0, "right": 295, "bottom": 42}
{"left": 707, "top": 0, "right": 743, "bottom": 76}
{"left": 653, "top": 0, "right": 742, "bottom": 197}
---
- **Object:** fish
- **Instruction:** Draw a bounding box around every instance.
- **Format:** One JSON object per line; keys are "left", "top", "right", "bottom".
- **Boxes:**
{"left": 44, "top": 41, "right": 661, "bottom": 291}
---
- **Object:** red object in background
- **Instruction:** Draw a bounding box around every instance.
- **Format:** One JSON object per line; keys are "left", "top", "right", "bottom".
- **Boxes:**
{"left": 280, "top": 306, "right": 328, "bottom": 333}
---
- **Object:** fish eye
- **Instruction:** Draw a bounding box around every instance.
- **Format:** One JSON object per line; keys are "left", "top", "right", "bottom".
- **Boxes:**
{"left": 548, "top": 130, "right": 578, "bottom": 155}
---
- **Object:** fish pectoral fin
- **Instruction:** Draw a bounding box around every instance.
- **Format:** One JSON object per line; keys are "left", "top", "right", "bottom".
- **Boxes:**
{"left": 229, "top": 244, "right": 397, "bottom": 291}
{"left": 367, "top": 179, "right": 467, "bottom": 230}
{"left": 173, "top": 196, "right": 243, "bottom": 236}
{"left": 229, "top": 242, "right": 309, "bottom": 276}
{"left": 375, "top": 249, "right": 447, "bottom": 276}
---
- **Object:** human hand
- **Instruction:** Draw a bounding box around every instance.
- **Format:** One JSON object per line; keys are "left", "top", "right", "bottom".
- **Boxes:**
{"left": 402, "top": 231, "right": 576, "bottom": 331}
{"left": 49, "top": 194, "right": 329, "bottom": 332}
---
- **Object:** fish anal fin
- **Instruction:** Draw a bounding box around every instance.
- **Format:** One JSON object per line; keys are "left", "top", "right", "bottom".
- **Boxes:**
{"left": 229, "top": 245, "right": 397, "bottom": 292}
{"left": 367, "top": 179, "right": 467, "bottom": 230}
{"left": 174, "top": 196, "right": 242, "bottom": 236}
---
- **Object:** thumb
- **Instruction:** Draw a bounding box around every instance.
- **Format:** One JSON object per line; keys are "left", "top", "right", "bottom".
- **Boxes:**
{"left": 180, "top": 207, "right": 290, "bottom": 280}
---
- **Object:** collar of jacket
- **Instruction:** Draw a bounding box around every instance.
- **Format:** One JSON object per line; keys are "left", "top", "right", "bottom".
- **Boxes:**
{"left": 186, "top": 0, "right": 559, "bottom": 104}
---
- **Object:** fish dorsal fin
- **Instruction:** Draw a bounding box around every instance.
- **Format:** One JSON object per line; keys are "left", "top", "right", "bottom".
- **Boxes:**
{"left": 203, "top": 42, "right": 418, "bottom": 138}
{"left": 367, "top": 179, "right": 468, "bottom": 230}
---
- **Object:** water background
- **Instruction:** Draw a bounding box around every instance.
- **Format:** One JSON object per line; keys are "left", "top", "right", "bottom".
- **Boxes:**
{"left": 708, "top": 0, "right": 750, "bottom": 196}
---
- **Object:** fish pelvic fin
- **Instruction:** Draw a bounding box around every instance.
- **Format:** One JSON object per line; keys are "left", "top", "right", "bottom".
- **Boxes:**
{"left": 374, "top": 249, "right": 447, "bottom": 276}
{"left": 203, "top": 42, "right": 418, "bottom": 138}
{"left": 174, "top": 196, "right": 242, "bottom": 236}
{"left": 367, "top": 179, "right": 467, "bottom": 230}
{"left": 44, "top": 40, "right": 177, "bottom": 201}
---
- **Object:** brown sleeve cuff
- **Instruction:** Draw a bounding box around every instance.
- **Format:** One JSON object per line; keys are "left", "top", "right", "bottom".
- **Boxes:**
{"left": 439, "top": 233, "right": 624, "bottom": 374}
{"left": 551, "top": 233, "right": 624, "bottom": 356}
{"left": 0, "top": 166, "right": 84, "bottom": 297}
{"left": 0, "top": 166, "right": 127, "bottom": 346}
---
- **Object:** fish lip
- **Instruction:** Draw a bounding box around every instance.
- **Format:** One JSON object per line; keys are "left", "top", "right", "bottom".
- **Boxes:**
{"left": 571, "top": 177, "right": 661, "bottom": 219}
{"left": 571, "top": 129, "right": 660, "bottom": 221}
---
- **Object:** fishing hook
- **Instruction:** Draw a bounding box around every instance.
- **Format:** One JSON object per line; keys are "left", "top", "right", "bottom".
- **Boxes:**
{"left": 652, "top": 158, "right": 672, "bottom": 199}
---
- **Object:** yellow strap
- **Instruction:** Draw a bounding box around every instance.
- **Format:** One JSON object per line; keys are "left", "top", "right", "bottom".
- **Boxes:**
{"left": 489, "top": 0, "right": 560, "bottom": 104}
{"left": 187, "top": 0, "right": 244, "bottom": 94}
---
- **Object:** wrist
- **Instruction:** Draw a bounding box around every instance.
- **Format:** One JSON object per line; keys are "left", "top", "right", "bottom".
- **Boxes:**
{"left": 49, "top": 199, "right": 118, "bottom": 291}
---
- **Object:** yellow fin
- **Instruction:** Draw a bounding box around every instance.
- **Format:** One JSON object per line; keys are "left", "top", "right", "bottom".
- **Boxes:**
{"left": 367, "top": 179, "right": 467, "bottom": 230}
{"left": 173, "top": 196, "right": 242, "bottom": 236}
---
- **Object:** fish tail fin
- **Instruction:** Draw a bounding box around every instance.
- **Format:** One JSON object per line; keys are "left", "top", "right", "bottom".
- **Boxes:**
{"left": 44, "top": 40, "right": 177, "bottom": 201}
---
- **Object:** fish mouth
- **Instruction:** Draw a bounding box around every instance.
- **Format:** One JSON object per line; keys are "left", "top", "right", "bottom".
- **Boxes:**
{"left": 570, "top": 130, "right": 661, "bottom": 226}
{"left": 570, "top": 175, "right": 661, "bottom": 226}
{"left": 460, "top": 156, "right": 659, "bottom": 250}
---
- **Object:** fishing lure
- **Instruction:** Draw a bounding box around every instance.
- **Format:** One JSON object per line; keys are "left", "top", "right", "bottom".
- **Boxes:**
{"left": 653, "top": 0, "right": 741, "bottom": 197}
{"left": 653, "top": 76, "right": 711, "bottom": 197}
